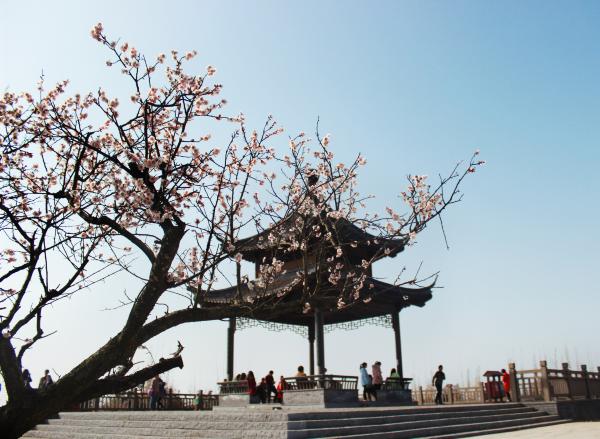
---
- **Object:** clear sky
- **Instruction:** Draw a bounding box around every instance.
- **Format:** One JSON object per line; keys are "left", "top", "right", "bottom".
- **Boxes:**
{"left": 1, "top": 0, "right": 599, "bottom": 400}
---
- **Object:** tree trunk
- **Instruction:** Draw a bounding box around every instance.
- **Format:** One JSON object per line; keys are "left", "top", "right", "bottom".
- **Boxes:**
{"left": 0, "top": 356, "right": 183, "bottom": 439}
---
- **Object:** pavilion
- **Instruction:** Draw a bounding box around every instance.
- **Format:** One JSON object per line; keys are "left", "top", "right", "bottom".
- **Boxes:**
{"left": 198, "top": 212, "right": 434, "bottom": 383}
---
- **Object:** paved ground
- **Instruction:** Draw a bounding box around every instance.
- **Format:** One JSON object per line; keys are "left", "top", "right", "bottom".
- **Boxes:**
{"left": 471, "top": 422, "right": 600, "bottom": 438}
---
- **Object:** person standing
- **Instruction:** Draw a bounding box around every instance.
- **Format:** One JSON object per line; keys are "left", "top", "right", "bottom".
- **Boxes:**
{"left": 193, "top": 390, "right": 203, "bottom": 410}
{"left": 276, "top": 376, "right": 286, "bottom": 403}
{"left": 247, "top": 371, "right": 257, "bottom": 402}
{"left": 359, "top": 362, "right": 373, "bottom": 401}
{"left": 372, "top": 361, "right": 383, "bottom": 391}
{"left": 157, "top": 378, "right": 166, "bottom": 409}
{"left": 149, "top": 376, "right": 161, "bottom": 409}
{"left": 432, "top": 365, "right": 446, "bottom": 404}
{"left": 501, "top": 368, "right": 511, "bottom": 402}
{"left": 295, "top": 365, "right": 307, "bottom": 389}
{"left": 265, "top": 370, "right": 277, "bottom": 403}
{"left": 256, "top": 378, "right": 268, "bottom": 403}
{"left": 38, "top": 369, "right": 54, "bottom": 390}
{"left": 22, "top": 369, "right": 32, "bottom": 389}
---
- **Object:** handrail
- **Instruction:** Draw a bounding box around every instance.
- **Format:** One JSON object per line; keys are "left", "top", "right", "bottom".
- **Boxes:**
{"left": 71, "top": 391, "right": 218, "bottom": 411}
{"left": 283, "top": 374, "right": 358, "bottom": 391}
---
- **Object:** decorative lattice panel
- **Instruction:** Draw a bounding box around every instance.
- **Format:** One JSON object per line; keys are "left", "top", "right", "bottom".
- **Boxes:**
{"left": 236, "top": 314, "right": 392, "bottom": 338}
{"left": 324, "top": 315, "right": 392, "bottom": 333}
{"left": 236, "top": 317, "right": 308, "bottom": 337}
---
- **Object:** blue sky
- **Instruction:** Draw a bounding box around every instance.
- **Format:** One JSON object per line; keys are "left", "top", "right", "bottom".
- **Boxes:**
{"left": 1, "top": 0, "right": 599, "bottom": 397}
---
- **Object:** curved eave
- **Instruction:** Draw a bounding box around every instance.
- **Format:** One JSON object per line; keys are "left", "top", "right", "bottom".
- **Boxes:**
{"left": 198, "top": 275, "right": 434, "bottom": 326}
{"left": 231, "top": 215, "right": 408, "bottom": 263}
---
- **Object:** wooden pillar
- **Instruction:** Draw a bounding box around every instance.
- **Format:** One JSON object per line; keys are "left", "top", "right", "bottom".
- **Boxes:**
{"left": 226, "top": 317, "right": 236, "bottom": 381}
{"left": 314, "top": 308, "right": 325, "bottom": 375}
{"left": 391, "top": 310, "right": 403, "bottom": 380}
{"left": 308, "top": 324, "right": 315, "bottom": 376}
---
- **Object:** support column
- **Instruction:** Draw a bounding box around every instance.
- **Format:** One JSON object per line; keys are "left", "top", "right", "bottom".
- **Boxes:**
{"left": 391, "top": 310, "right": 403, "bottom": 380}
{"left": 308, "top": 324, "right": 315, "bottom": 375}
{"left": 226, "top": 317, "right": 236, "bottom": 381}
{"left": 314, "top": 308, "right": 325, "bottom": 375}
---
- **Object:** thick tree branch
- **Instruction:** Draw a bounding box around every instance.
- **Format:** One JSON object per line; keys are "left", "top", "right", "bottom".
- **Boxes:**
{"left": 76, "top": 355, "right": 184, "bottom": 402}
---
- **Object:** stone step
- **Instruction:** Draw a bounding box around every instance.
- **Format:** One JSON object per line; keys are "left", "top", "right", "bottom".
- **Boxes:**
{"left": 24, "top": 433, "right": 143, "bottom": 439}
{"left": 33, "top": 422, "right": 287, "bottom": 437}
{"left": 45, "top": 418, "right": 288, "bottom": 430}
{"left": 286, "top": 403, "right": 528, "bottom": 421}
{"left": 326, "top": 414, "right": 563, "bottom": 438}
{"left": 55, "top": 410, "right": 287, "bottom": 422}
{"left": 289, "top": 412, "right": 555, "bottom": 438}
{"left": 42, "top": 406, "right": 535, "bottom": 431}
{"left": 423, "top": 419, "right": 572, "bottom": 438}
{"left": 28, "top": 408, "right": 541, "bottom": 439}
{"left": 21, "top": 404, "right": 564, "bottom": 439}
{"left": 289, "top": 406, "right": 538, "bottom": 430}
{"left": 23, "top": 428, "right": 286, "bottom": 439}
{"left": 23, "top": 414, "right": 562, "bottom": 439}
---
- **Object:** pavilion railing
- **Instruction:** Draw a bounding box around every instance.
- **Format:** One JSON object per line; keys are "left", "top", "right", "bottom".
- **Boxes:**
{"left": 413, "top": 384, "right": 484, "bottom": 405}
{"left": 283, "top": 375, "right": 358, "bottom": 391}
{"left": 71, "top": 389, "right": 218, "bottom": 411}
{"left": 510, "top": 361, "right": 600, "bottom": 402}
{"left": 218, "top": 380, "right": 249, "bottom": 395}
{"left": 382, "top": 377, "right": 412, "bottom": 390}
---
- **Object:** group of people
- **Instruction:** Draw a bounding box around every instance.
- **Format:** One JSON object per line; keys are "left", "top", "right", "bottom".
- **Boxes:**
{"left": 359, "top": 361, "right": 401, "bottom": 401}
{"left": 22, "top": 369, "right": 54, "bottom": 391}
{"left": 235, "top": 370, "right": 285, "bottom": 403}
{"left": 232, "top": 362, "right": 513, "bottom": 407}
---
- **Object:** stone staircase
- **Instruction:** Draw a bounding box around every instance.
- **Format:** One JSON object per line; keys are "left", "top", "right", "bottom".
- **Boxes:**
{"left": 22, "top": 403, "right": 569, "bottom": 438}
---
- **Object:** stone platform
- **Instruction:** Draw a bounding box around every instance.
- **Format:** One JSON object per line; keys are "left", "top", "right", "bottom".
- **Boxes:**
{"left": 22, "top": 403, "right": 570, "bottom": 438}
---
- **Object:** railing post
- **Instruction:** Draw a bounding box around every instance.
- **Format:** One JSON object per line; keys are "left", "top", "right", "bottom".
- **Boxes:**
{"left": 582, "top": 365, "right": 590, "bottom": 399}
{"left": 134, "top": 388, "right": 139, "bottom": 410}
{"left": 447, "top": 384, "right": 454, "bottom": 404}
{"left": 509, "top": 363, "right": 520, "bottom": 402}
{"left": 480, "top": 382, "right": 486, "bottom": 403}
{"left": 418, "top": 385, "right": 424, "bottom": 405}
{"left": 539, "top": 360, "right": 552, "bottom": 401}
{"left": 562, "top": 362, "right": 573, "bottom": 400}
{"left": 94, "top": 397, "right": 100, "bottom": 411}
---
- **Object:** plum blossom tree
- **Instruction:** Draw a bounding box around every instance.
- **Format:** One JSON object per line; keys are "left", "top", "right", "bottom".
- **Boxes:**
{"left": 0, "top": 24, "right": 483, "bottom": 437}
{"left": 233, "top": 126, "right": 484, "bottom": 312}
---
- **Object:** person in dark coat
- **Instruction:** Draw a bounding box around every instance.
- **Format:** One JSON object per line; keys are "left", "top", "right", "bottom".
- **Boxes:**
{"left": 22, "top": 369, "right": 32, "bottom": 389}
{"left": 265, "top": 370, "right": 277, "bottom": 403}
{"left": 432, "top": 365, "right": 446, "bottom": 404}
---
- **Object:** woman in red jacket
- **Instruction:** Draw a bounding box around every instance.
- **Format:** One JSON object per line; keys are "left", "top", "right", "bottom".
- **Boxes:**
{"left": 501, "top": 368, "right": 511, "bottom": 402}
{"left": 247, "top": 371, "right": 257, "bottom": 401}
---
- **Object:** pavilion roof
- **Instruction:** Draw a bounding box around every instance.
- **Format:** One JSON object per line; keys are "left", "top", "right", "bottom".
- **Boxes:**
{"left": 232, "top": 213, "right": 407, "bottom": 263}
{"left": 199, "top": 273, "right": 433, "bottom": 326}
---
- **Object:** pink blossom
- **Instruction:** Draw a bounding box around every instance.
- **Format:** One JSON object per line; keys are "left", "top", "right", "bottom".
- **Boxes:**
{"left": 90, "top": 23, "right": 103, "bottom": 41}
